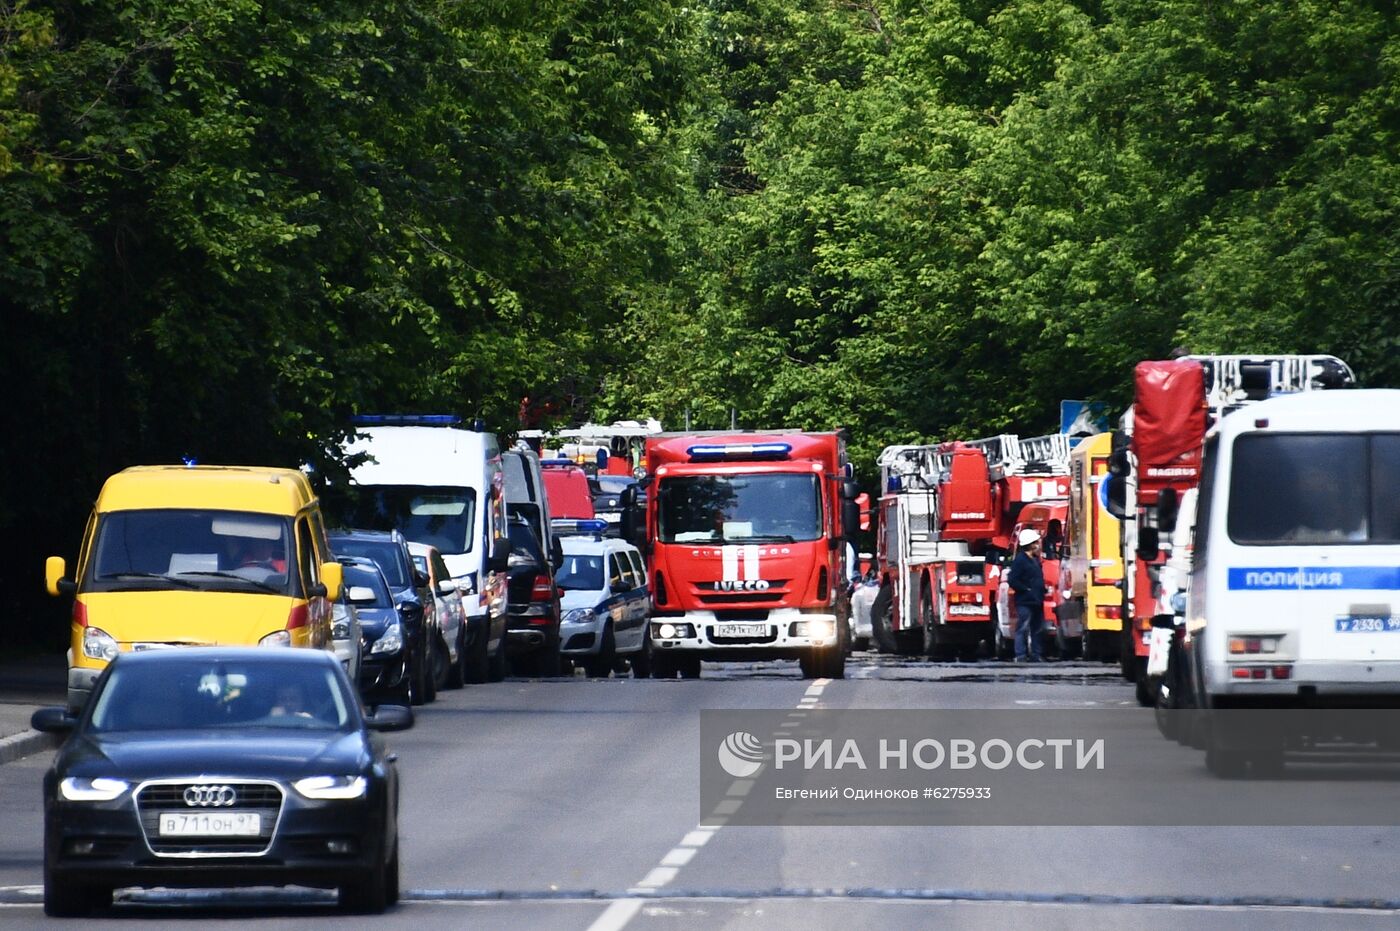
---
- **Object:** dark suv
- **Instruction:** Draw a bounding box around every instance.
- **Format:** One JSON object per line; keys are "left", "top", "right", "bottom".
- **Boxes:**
{"left": 505, "top": 516, "right": 564, "bottom": 676}
{"left": 329, "top": 529, "right": 436, "bottom": 705}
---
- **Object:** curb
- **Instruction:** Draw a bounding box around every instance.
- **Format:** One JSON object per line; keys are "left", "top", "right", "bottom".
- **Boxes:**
{"left": 0, "top": 729, "right": 62, "bottom": 765}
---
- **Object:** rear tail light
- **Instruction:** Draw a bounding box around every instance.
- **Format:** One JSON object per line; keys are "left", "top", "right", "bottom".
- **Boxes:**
{"left": 531, "top": 574, "right": 554, "bottom": 602}
{"left": 1095, "top": 605, "right": 1122, "bottom": 620}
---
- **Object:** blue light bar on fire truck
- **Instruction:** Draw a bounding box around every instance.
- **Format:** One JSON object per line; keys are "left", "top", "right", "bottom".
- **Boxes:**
{"left": 686, "top": 443, "right": 792, "bottom": 462}
{"left": 351, "top": 414, "right": 461, "bottom": 426}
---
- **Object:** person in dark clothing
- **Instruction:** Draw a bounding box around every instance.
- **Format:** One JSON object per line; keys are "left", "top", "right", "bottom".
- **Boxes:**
{"left": 1008, "top": 528, "right": 1047, "bottom": 662}
{"left": 1042, "top": 519, "right": 1065, "bottom": 559}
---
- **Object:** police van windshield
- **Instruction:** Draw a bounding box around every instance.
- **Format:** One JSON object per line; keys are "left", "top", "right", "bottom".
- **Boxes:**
{"left": 658, "top": 474, "right": 822, "bottom": 544}
{"left": 344, "top": 485, "right": 476, "bottom": 555}
{"left": 1227, "top": 433, "right": 1400, "bottom": 545}
{"left": 87, "top": 510, "right": 296, "bottom": 595}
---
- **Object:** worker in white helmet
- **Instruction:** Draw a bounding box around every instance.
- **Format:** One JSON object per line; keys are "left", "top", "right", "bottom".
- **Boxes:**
{"left": 1008, "top": 528, "right": 1047, "bottom": 662}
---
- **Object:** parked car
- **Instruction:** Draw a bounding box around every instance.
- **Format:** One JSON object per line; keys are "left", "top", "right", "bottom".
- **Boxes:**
{"left": 337, "top": 556, "right": 411, "bottom": 705}
{"left": 331, "top": 564, "right": 366, "bottom": 686}
{"left": 329, "top": 529, "right": 436, "bottom": 705}
{"left": 408, "top": 542, "right": 470, "bottom": 690}
{"left": 556, "top": 535, "right": 652, "bottom": 677}
{"left": 32, "top": 648, "right": 409, "bottom": 917}
{"left": 849, "top": 568, "right": 879, "bottom": 651}
{"left": 504, "top": 516, "right": 564, "bottom": 676}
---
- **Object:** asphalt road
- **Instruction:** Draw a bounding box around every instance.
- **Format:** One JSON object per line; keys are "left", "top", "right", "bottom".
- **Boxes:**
{"left": 2, "top": 654, "right": 1399, "bottom": 928}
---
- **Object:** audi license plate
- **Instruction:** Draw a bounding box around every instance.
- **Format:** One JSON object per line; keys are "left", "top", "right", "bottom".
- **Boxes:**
{"left": 158, "top": 812, "right": 261, "bottom": 836}
{"left": 715, "top": 622, "right": 768, "bottom": 638}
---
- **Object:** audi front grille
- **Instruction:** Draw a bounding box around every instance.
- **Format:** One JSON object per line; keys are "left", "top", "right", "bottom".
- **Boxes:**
{"left": 134, "top": 780, "right": 285, "bottom": 858}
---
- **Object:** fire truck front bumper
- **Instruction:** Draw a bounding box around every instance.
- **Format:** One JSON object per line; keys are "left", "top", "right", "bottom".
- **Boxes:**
{"left": 651, "top": 609, "right": 841, "bottom": 658}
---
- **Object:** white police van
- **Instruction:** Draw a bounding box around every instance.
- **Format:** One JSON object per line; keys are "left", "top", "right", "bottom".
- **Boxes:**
{"left": 1182, "top": 389, "right": 1400, "bottom": 773}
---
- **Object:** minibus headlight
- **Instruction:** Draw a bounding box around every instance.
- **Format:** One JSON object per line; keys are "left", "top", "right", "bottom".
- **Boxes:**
{"left": 82, "top": 627, "right": 119, "bottom": 662}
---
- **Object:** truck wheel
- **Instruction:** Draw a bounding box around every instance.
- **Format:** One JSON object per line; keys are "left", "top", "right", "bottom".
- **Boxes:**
{"left": 679, "top": 657, "right": 702, "bottom": 679}
{"left": 630, "top": 635, "right": 653, "bottom": 678}
{"left": 993, "top": 614, "right": 1013, "bottom": 661}
{"left": 463, "top": 624, "right": 490, "bottom": 685}
{"left": 871, "top": 585, "right": 897, "bottom": 653}
{"left": 652, "top": 653, "right": 678, "bottom": 679}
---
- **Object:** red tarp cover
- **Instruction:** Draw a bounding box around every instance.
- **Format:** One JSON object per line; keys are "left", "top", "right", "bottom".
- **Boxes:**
{"left": 1131, "top": 360, "right": 1206, "bottom": 487}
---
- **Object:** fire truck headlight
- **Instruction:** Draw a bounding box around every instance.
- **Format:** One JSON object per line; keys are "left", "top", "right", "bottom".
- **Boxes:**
{"left": 658, "top": 623, "right": 677, "bottom": 639}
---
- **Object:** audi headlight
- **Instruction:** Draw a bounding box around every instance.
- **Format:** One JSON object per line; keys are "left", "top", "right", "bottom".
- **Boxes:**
{"left": 563, "top": 608, "right": 594, "bottom": 625}
{"left": 370, "top": 623, "right": 403, "bottom": 655}
{"left": 259, "top": 630, "right": 292, "bottom": 647}
{"left": 59, "top": 776, "right": 129, "bottom": 802}
{"left": 293, "top": 775, "right": 367, "bottom": 800}
{"left": 82, "top": 627, "right": 119, "bottom": 662}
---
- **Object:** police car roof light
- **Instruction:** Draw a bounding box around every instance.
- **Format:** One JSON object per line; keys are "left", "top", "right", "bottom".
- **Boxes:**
{"left": 686, "top": 443, "right": 792, "bottom": 462}
{"left": 351, "top": 414, "right": 462, "bottom": 427}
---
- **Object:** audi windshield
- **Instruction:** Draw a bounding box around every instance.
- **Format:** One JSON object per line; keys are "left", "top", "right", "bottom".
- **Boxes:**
{"left": 658, "top": 474, "right": 822, "bottom": 544}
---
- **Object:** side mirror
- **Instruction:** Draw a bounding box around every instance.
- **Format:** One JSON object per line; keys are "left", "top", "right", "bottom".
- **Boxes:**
{"left": 1137, "top": 527, "right": 1160, "bottom": 561}
{"left": 841, "top": 480, "right": 860, "bottom": 500}
{"left": 319, "top": 561, "right": 343, "bottom": 602}
{"left": 348, "top": 585, "right": 377, "bottom": 604}
{"left": 1157, "top": 488, "right": 1180, "bottom": 534}
{"left": 31, "top": 707, "right": 77, "bottom": 734}
{"left": 551, "top": 536, "right": 564, "bottom": 572}
{"left": 841, "top": 499, "right": 860, "bottom": 543}
{"left": 489, "top": 541, "right": 510, "bottom": 573}
{"left": 46, "top": 556, "right": 75, "bottom": 597}
{"left": 413, "top": 569, "right": 430, "bottom": 589}
{"left": 620, "top": 486, "right": 644, "bottom": 549}
{"left": 366, "top": 704, "right": 414, "bottom": 731}
{"left": 437, "top": 580, "right": 457, "bottom": 595}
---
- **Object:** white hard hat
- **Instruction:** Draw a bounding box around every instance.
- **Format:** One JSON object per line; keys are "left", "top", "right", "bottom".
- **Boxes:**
{"left": 1018, "top": 528, "right": 1042, "bottom": 547}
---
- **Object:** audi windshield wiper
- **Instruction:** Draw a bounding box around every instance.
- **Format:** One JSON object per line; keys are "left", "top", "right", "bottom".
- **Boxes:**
{"left": 176, "top": 571, "right": 283, "bottom": 594}
{"left": 101, "top": 572, "right": 198, "bottom": 589}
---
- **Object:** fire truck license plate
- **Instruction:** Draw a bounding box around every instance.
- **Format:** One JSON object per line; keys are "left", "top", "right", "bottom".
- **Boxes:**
{"left": 715, "top": 622, "right": 769, "bottom": 638}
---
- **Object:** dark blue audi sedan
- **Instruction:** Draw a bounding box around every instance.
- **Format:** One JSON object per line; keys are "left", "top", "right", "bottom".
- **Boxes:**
{"left": 32, "top": 647, "right": 411, "bottom": 917}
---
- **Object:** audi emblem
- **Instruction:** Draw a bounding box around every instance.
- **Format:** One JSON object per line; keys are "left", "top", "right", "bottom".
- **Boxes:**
{"left": 183, "top": 785, "right": 237, "bottom": 807}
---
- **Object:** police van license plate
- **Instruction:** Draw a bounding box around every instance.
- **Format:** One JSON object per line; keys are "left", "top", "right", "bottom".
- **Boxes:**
{"left": 1336, "top": 615, "right": 1400, "bottom": 633}
{"left": 159, "top": 812, "right": 261, "bottom": 836}
{"left": 715, "top": 622, "right": 768, "bottom": 638}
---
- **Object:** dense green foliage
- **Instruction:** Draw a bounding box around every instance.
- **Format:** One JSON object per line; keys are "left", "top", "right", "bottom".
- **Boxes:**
{"left": 4, "top": 0, "right": 1397, "bottom": 645}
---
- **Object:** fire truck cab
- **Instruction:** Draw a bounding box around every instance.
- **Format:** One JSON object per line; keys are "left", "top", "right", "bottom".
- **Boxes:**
{"left": 626, "top": 431, "right": 859, "bottom": 679}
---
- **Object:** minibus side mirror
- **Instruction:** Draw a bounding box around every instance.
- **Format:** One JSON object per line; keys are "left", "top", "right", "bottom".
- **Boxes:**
{"left": 46, "top": 556, "right": 76, "bottom": 597}
{"left": 318, "top": 561, "right": 343, "bottom": 602}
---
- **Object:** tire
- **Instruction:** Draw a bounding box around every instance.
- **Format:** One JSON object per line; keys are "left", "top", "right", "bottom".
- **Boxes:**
{"left": 652, "top": 653, "right": 679, "bottom": 679}
{"left": 385, "top": 843, "right": 401, "bottom": 906}
{"left": 463, "top": 622, "right": 490, "bottom": 685}
{"left": 430, "top": 633, "right": 451, "bottom": 692}
{"left": 630, "top": 633, "right": 653, "bottom": 679}
{"left": 870, "top": 584, "right": 897, "bottom": 653}
{"left": 799, "top": 652, "right": 818, "bottom": 678}
{"left": 43, "top": 868, "right": 108, "bottom": 917}
{"left": 341, "top": 860, "right": 390, "bottom": 914}
{"left": 852, "top": 636, "right": 870, "bottom": 652}
{"left": 409, "top": 648, "right": 429, "bottom": 706}
{"left": 585, "top": 625, "right": 617, "bottom": 678}
{"left": 1135, "top": 674, "right": 1155, "bottom": 708}
{"left": 446, "top": 625, "right": 466, "bottom": 689}
{"left": 678, "top": 656, "right": 702, "bottom": 679}
{"left": 487, "top": 630, "right": 507, "bottom": 682}
{"left": 522, "top": 634, "right": 563, "bottom": 677}
{"left": 994, "top": 612, "right": 1013, "bottom": 661}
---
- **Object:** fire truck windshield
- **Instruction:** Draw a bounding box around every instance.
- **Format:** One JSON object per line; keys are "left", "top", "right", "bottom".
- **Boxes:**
{"left": 657, "top": 474, "right": 823, "bottom": 544}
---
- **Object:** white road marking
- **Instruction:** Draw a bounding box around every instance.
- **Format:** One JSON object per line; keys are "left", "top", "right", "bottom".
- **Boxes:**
{"left": 679, "top": 830, "right": 714, "bottom": 848}
{"left": 712, "top": 799, "right": 742, "bottom": 815}
{"left": 727, "top": 779, "right": 754, "bottom": 797}
{"left": 660, "top": 847, "right": 696, "bottom": 868}
{"left": 590, "top": 898, "right": 644, "bottom": 931}
{"left": 635, "top": 867, "right": 678, "bottom": 889}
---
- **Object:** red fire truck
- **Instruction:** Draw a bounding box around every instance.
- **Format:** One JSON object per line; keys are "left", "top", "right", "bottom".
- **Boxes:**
{"left": 872, "top": 433, "right": 1071, "bottom": 660}
{"left": 1113, "top": 354, "right": 1356, "bottom": 705}
{"left": 623, "top": 431, "right": 860, "bottom": 679}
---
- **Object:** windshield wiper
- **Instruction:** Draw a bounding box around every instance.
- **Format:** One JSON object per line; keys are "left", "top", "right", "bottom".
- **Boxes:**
{"left": 728, "top": 534, "right": 797, "bottom": 544}
{"left": 101, "top": 572, "right": 198, "bottom": 589}
{"left": 176, "top": 571, "right": 283, "bottom": 594}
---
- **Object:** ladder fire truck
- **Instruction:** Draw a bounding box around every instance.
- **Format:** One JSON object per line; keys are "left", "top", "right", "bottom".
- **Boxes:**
{"left": 872, "top": 432, "right": 1072, "bottom": 660}
{"left": 1113, "top": 354, "right": 1356, "bottom": 705}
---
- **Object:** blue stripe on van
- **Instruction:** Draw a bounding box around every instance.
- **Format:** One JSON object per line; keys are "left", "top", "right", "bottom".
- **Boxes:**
{"left": 1228, "top": 567, "right": 1400, "bottom": 591}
